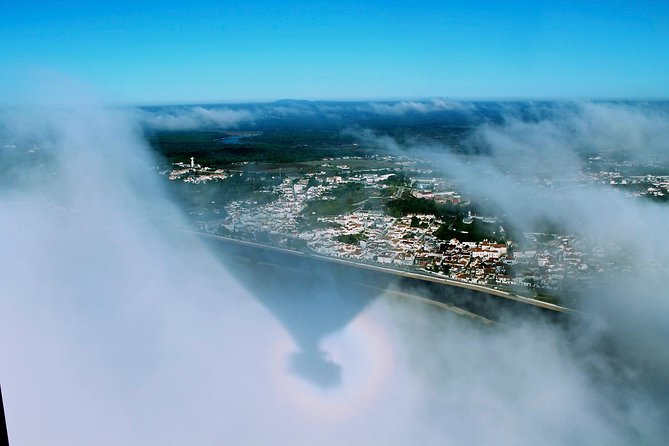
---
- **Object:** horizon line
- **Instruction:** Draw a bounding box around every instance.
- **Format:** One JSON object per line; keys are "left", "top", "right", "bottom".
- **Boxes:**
{"left": 116, "top": 96, "right": 669, "bottom": 108}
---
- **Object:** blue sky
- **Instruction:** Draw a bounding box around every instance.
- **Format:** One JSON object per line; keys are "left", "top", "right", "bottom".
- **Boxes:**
{"left": 2, "top": 0, "right": 668, "bottom": 104}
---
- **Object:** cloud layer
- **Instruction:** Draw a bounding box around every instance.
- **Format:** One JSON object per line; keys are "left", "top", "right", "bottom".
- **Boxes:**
{"left": 1, "top": 99, "right": 667, "bottom": 445}
{"left": 136, "top": 106, "right": 258, "bottom": 131}
{"left": 135, "top": 98, "right": 477, "bottom": 131}
{"left": 356, "top": 101, "right": 669, "bottom": 436}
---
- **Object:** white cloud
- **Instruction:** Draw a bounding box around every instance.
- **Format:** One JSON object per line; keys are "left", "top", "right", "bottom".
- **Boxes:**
{"left": 1, "top": 98, "right": 667, "bottom": 445}
{"left": 137, "top": 106, "right": 258, "bottom": 130}
{"left": 365, "top": 98, "right": 471, "bottom": 115}
{"left": 349, "top": 101, "right": 669, "bottom": 444}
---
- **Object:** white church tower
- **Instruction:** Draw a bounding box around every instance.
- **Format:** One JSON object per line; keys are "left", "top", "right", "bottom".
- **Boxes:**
{"left": 190, "top": 157, "right": 195, "bottom": 168}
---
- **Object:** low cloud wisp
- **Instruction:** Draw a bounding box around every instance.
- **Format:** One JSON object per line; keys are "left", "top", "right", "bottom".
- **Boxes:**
{"left": 137, "top": 106, "right": 258, "bottom": 131}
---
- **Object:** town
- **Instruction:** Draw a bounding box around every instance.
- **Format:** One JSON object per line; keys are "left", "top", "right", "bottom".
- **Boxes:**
{"left": 163, "top": 153, "right": 640, "bottom": 305}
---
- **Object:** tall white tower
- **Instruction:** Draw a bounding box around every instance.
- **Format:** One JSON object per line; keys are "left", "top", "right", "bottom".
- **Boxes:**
{"left": 190, "top": 157, "right": 195, "bottom": 168}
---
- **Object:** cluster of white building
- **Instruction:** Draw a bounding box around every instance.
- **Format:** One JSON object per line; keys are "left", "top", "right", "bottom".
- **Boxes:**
{"left": 207, "top": 167, "right": 519, "bottom": 286}
{"left": 506, "top": 234, "right": 614, "bottom": 289}
{"left": 222, "top": 176, "right": 335, "bottom": 236}
{"left": 300, "top": 212, "right": 517, "bottom": 286}
{"left": 594, "top": 171, "right": 669, "bottom": 199}
{"left": 167, "top": 159, "right": 229, "bottom": 184}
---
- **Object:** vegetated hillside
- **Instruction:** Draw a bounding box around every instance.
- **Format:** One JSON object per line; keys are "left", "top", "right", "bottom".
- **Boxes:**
{"left": 148, "top": 129, "right": 375, "bottom": 166}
